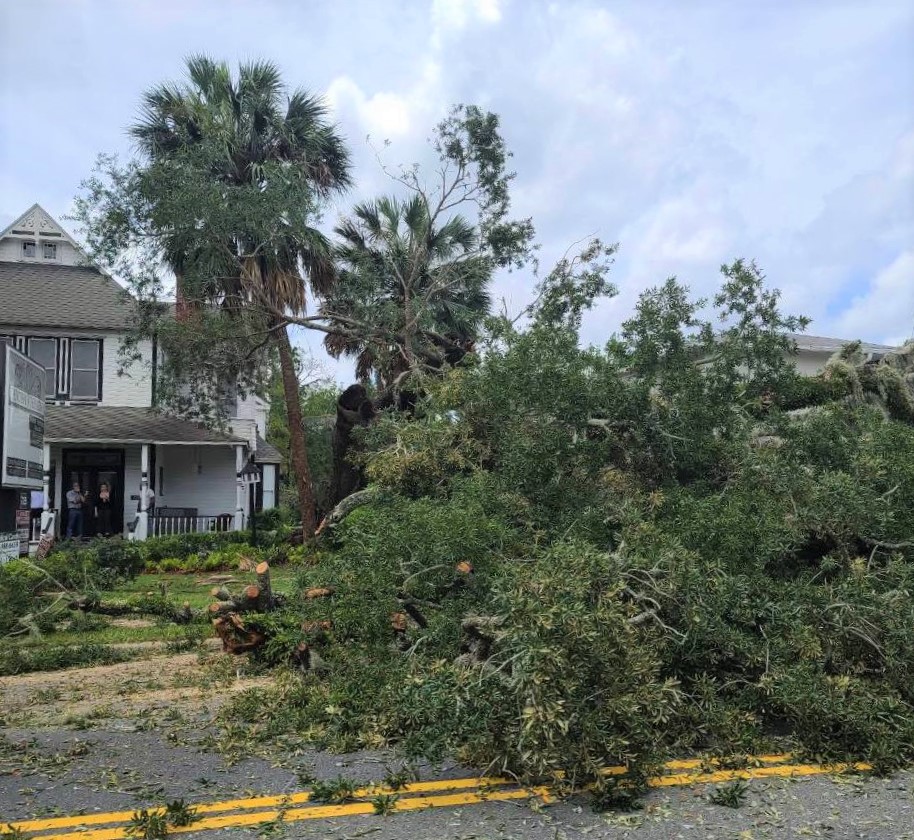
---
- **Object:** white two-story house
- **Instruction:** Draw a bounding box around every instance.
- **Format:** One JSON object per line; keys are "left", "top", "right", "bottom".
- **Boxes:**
{"left": 0, "top": 203, "right": 281, "bottom": 541}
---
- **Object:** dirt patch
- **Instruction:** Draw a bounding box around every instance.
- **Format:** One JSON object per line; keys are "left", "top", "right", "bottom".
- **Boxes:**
{"left": 108, "top": 618, "right": 156, "bottom": 629}
{"left": 0, "top": 649, "right": 274, "bottom": 729}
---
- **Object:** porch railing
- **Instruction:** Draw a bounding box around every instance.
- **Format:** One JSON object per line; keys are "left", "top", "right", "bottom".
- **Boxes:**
{"left": 150, "top": 512, "right": 237, "bottom": 537}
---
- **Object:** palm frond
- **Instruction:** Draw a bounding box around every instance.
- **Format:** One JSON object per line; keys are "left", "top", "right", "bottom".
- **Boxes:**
{"left": 238, "top": 59, "right": 283, "bottom": 105}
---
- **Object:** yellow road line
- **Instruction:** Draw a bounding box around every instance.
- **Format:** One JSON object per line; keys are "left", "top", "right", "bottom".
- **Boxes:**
{"left": 661, "top": 753, "right": 792, "bottom": 772}
{"left": 7, "top": 775, "right": 512, "bottom": 833}
{"left": 6, "top": 754, "right": 870, "bottom": 839}
{"left": 27, "top": 788, "right": 553, "bottom": 840}
{"left": 650, "top": 762, "right": 871, "bottom": 787}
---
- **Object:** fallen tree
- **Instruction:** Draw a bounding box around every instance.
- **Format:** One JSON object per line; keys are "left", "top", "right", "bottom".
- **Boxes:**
{"left": 220, "top": 264, "right": 914, "bottom": 802}
{"left": 209, "top": 562, "right": 287, "bottom": 656}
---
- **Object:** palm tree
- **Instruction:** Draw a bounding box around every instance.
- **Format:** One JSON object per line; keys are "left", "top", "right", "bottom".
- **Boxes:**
{"left": 132, "top": 55, "right": 351, "bottom": 536}
{"left": 325, "top": 194, "right": 491, "bottom": 388}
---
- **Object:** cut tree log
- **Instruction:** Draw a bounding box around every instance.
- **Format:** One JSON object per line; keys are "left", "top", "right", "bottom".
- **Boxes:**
{"left": 208, "top": 601, "right": 240, "bottom": 618}
{"left": 255, "top": 561, "right": 274, "bottom": 611}
{"left": 206, "top": 563, "right": 289, "bottom": 658}
{"left": 212, "top": 615, "right": 265, "bottom": 654}
{"left": 305, "top": 586, "right": 335, "bottom": 600}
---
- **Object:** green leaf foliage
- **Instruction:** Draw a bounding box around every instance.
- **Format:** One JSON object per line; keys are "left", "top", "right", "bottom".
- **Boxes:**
{"left": 209, "top": 248, "right": 914, "bottom": 804}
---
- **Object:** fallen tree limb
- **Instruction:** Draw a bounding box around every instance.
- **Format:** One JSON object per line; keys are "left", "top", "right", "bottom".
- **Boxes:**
{"left": 68, "top": 595, "right": 199, "bottom": 623}
{"left": 316, "top": 488, "right": 380, "bottom": 535}
{"left": 860, "top": 536, "right": 914, "bottom": 551}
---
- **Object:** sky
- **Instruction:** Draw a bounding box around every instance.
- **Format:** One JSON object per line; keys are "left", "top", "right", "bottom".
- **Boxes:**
{"left": 1, "top": 0, "right": 913, "bottom": 382}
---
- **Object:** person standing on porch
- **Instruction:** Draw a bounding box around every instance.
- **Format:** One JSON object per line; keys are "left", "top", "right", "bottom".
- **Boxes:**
{"left": 96, "top": 482, "right": 113, "bottom": 536}
{"left": 66, "top": 481, "right": 85, "bottom": 539}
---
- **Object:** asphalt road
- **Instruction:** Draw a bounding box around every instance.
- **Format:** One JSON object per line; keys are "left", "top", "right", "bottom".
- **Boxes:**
{"left": 2, "top": 728, "right": 912, "bottom": 840}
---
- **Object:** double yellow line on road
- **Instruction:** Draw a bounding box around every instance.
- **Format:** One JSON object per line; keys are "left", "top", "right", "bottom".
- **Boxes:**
{"left": 5, "top": 754, "right": 871, "bottom": 839}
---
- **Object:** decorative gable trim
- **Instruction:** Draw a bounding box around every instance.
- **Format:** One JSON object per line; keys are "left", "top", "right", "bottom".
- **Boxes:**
{"left": 0, "top": 203, "right": 86, "bottom": 257}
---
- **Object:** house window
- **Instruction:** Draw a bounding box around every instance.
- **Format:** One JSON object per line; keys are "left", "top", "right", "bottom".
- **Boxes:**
{"left": 42, "top": 242, "right": 57, "bottom": 259}
{"left": 69, "top": 339, "right": 101, "bottom": 400}
{"left": 22, "top": 241, "right": 36, "bottom": 258}
{"left": 26, "top": 338, "right": 57, "bottom": 398}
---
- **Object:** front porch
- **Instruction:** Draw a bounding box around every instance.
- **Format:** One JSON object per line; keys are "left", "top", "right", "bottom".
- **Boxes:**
{"left": 39, "top": 406, "right": 279, "bottom": 543}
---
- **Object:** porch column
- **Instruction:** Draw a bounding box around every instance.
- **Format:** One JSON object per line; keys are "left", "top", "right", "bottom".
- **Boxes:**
{"left": 137, "top": 443, "right": 150, "bottom": 540}
{"left": 235, "top": 445, "right": 246, "bottom": 531}
{"left": 40, "top": 444, "right": 52, "bottom": 533}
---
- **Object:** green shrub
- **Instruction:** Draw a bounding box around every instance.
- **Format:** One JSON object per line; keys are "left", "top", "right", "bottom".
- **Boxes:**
{"left": 0, "top": 561, "right": 53, "bottom": 636}
{"left": 0, "top": 643, "right": 131, "bottom": 676}
{"left": 138, "top": 531, "right": 249, "bottom": 563}
{"left": 142, "top": 540, "right": 264, "bottom": 573}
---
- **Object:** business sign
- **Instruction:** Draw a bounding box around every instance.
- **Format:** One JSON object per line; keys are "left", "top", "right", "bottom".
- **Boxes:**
{"left": 0, "top": 345, "right": 45, "bottom": 489}
{"left": 0, "top": 532, "right": 17, "bottom": 564}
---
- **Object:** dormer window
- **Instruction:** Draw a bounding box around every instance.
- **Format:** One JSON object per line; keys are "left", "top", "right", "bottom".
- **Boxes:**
{"left": 42, "top": 242, "right": 57, "bottom": 259}
{"left": 22, "top": 241, "right": 36, "bottom": 258}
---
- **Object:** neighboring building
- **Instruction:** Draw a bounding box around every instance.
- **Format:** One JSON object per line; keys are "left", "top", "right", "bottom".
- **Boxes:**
{"left": 788, "top": 333, "right": 898, "bottom": 376}
{"left": 0, "top": 203, "right": 281, "bottom": 543}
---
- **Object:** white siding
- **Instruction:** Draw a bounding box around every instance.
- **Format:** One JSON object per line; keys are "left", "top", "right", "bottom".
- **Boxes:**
{"left": 0, "top": 328, "right": 153, "bottom": 408}
{"left": 235, "top": 394, "right": 269, "bottom": 438}
{"left": 228, "top": 418, "right": 257, "bottom": 449}
{"left": 0, "top": 239, "right": 22, "bottom": 262}
{"left": 0, "top": 237, "right": 82, "bottom": 265}
{"left": 794, "top": 350, "right": 833, "bottom": 377}
{"left": 101, "top": 336, "right": 153, "bottom": 407}
{"left": 155, "top": 444, "right": 239, "bottom": 516}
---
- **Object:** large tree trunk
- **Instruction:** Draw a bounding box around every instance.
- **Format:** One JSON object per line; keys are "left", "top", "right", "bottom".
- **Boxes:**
{"left": 329, "top": 384, "right": 376, "bottom": 506}
{"left": 273, "top": 323, "right": 317, "bottom": 537}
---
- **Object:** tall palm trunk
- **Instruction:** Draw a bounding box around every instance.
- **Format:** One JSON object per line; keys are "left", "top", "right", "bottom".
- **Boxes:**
{"left": 273, "top": 321, "right": 317, "bottom": 536}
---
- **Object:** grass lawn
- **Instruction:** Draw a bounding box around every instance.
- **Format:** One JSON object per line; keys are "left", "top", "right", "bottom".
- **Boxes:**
{"left": 7, "top": 566, "right": 300, "bottom": 655}
{"left": 112, "top": 566, "right": 300, "bottom": 611}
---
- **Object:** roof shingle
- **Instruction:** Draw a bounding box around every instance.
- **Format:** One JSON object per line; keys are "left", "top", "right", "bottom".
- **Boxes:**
{"left": 45, "top": 406, "right": 245, "bottom": 444}
{"left": 786, "top": 333, "right": 896, "bottom": 353}
{"left": 255, "top": 436, "right": 283, "bottom": 464}
{"left": 0, "top": 262, "right": 135, "bottom": 330}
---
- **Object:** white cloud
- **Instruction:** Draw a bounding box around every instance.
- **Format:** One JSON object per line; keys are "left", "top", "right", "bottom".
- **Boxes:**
{"left": 831, "top": 250, "right": 914, "bottom": 346}
{"left": 432, "top": 0, "right": 502, "bottom": 36}
{"left": 326, "top": 77, "right": 413, "bottom": 139}
{"left": 1, "top": 0, "right": 911, "bottom": 381}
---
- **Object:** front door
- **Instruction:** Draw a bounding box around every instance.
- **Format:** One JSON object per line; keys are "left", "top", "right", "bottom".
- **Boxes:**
{"left": 61, "top": 450, "right": 125, "bottom": 537}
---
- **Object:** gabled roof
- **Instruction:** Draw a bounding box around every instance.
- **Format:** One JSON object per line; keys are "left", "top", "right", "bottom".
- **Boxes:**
{"left": 786, "top": 333, "right": 896, "bottom": 354}
{"left": 255, "top": 436, "right": 283, "bottom": 464}
{"left": 45, "top": 406, "right": 246, "bottom": 445}
{"left": 0, "top": 261, "right": 135, "bottom": 330}
{"left": 0, "top": 203, "right": 136, "bottom": 331}
{"left": 0, "top": 203, "right": 84, "bottom": 254}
